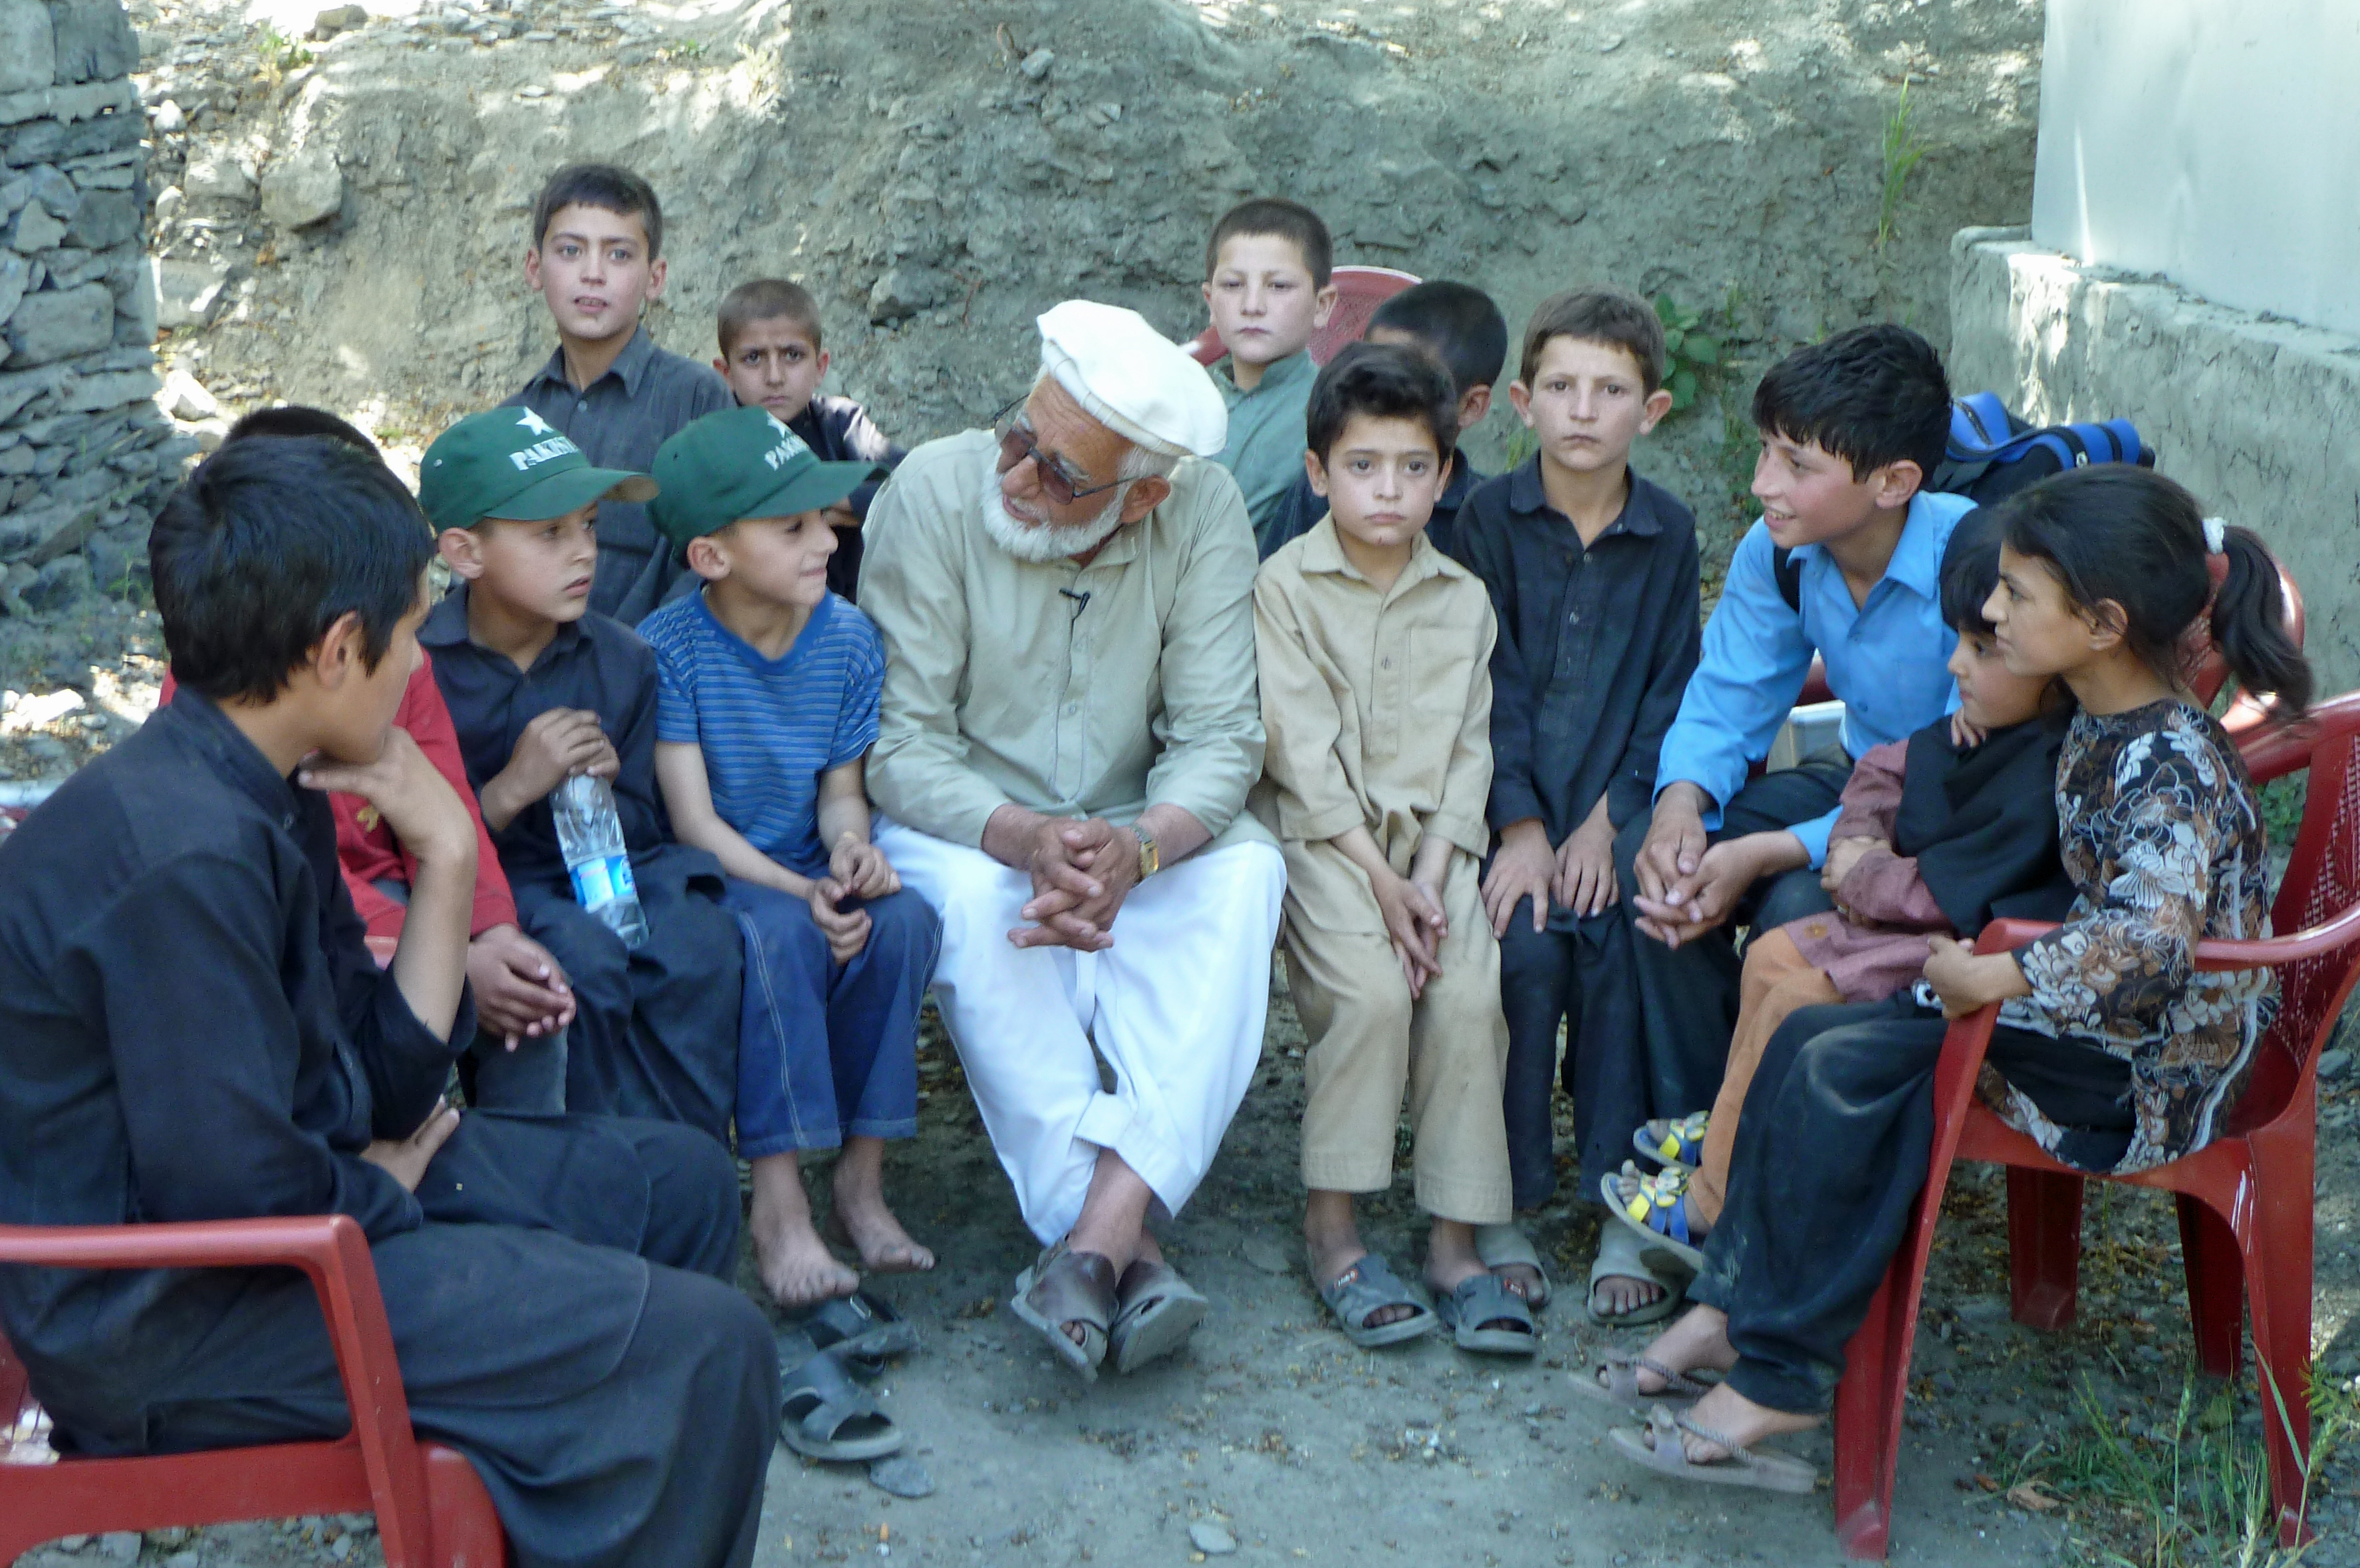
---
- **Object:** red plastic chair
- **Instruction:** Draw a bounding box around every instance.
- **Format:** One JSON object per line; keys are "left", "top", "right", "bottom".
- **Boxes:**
{"left": 1829, "top": 690, "right": 2360, "bottom": 1559}
{"left": 0, "top": 1214, "right": 505, "bottom": 1567}
{"left": 1186, "top": 265, "right": 1423, "bottom": 369}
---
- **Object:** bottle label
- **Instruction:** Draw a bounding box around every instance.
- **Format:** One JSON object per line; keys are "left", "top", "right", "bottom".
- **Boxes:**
{"left": 569, "top": 853, "right": 633, "bottom": 910}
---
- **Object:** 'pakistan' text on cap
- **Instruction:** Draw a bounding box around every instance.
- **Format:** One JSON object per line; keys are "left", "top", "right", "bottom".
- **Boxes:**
{"left": 648, "top": 405, "right": 886, "bottom": 552}
{"left": 418, "top": 407, "right": 658, "bottom": 533}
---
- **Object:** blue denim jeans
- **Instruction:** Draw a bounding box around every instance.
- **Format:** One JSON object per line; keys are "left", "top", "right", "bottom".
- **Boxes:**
{"left": 723, "top": 879, "right": 939, "bottom": 1159}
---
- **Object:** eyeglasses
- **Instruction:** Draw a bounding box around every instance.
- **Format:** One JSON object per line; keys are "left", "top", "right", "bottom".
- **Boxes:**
{"left": 991, "top": 395, "right": 1126, "bottom": 506}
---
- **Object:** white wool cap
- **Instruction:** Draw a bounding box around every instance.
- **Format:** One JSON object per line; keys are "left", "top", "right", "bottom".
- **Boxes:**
{"left": 1036, "top": 300, "right": 1228, "bottom": 459}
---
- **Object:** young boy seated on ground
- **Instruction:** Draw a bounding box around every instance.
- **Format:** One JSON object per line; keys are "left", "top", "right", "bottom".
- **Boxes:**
{"left": 1611, "top": 325, "right": 1976, "bottom": 1307}
{"left": 711, "top": 279, "right": 906, "bottom": 604}
{"left": 1202, "top": 195, "right": 1339, "bottom": 555}
{"left": 1605, "top": 513, "right": 2075, "bottom": 1265}
{"left": 507, "top": 162, "right": 734, "bottom": 625}
{"left": 420, "top": 408, "right": 745, "bottom": 1145}
{"left": 1596, "top": 467, "right": 2305, "bottom": 1492}
{"left": 640, "top": 406, "right": 943, "bottom": 1306}
{"left": 1448, "top": 286, "right": 1701, "bottom": 1325}
{"left": 0, "top": 435, "right": 776, "bottom": 1568}
{"left": 1255, "top": 279, "right": 1509, "bottom": 559}
{"left": 1251, "top": 342, "right": 1533, "bottom": 1358}
{"left": 156, "top": 406, "right": 578, "bottom": 1109}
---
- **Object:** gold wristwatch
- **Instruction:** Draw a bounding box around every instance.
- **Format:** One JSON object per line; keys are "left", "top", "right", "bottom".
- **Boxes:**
{"left": 1132, "top": 822, "right": 1160, "bottom": 881}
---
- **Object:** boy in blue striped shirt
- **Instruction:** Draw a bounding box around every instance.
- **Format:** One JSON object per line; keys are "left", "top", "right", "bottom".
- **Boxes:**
{"left": 642, "top": 406, "right": 943, "bottom": 1308}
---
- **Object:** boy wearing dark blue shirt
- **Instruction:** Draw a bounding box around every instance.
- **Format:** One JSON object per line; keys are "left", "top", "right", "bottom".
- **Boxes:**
{"left": 1616, "top": 325, "right": 1974, "bottom": 1246}
{"left": 1451, "top": 287, "right": 1700, "bottom": 1323}
{"left": 420, "top": 410, "right": 745, "bottom": 1147}
{"left": 1256, "top": 280, "right": 1509, "bottom": 560}
{"left": 505, "top": 164, "right": 735, "bottom": 626}
{"left": 643, "top": 407, "right": 940, "bottom": 1311}
{"left": 710, "top": 279, "right": 906, "bottom": 605}
{"left": 0, "top": 436, "right": 774, "bottom": 1568}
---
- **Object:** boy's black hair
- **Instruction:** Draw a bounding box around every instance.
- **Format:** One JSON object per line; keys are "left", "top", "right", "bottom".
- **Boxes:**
{"left": 531, "top": 163, "right": 664, "bottom": 258}
{"left": 1204, "top": 197, "right": 1333, "bottom": 289}
{"left": 224, "top": 404, "right": 382, "bottom": 456}
{"left": 717, "top": 277, "right": 823, "bottom": 358}
{"left": 1938, "top": 511, "right": 2004, "bottom": 636}
{"left": 152, "top": 437, "right": 434, "bottom": 704}
{"left": 1367, "top": 281, "right": 1508, "bottom": 399}
{"left": 1517, "top": 285, "right": 1666, "bottom": 394}
{"left": 1305, "top": 342, "right": 1458, "bottom": 465}
{"left": 1994, "top": 465, "right": 2312, "bottom": 715}
{"left": 1750, "top": 323, "right": 1950, "bottom": 483}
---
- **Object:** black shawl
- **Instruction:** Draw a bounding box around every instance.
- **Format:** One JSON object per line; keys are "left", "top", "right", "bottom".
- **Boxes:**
{"left": 1892, "top": 713, "right": 2077, "bottom": 934}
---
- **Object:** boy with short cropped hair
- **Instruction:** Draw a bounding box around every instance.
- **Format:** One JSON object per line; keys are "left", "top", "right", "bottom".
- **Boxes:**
{"left": 419, "top": 408, "right": 745, "bottom": 1146}
{"left": 507, "top": 162, "right": 733, "bottom": 626}
{"left": 1251, "top": 342, "right": 1532, "bottom": 1357}
{"left": 1202, "top": 196, "right": 1339, "bottom": 555}
{"left": 0, "top": 435, "right": 776, "bottom": 1567}
{"left": 1450, "top": 285, "right": 1702, "bottom": 1324}
{"left": 712, "top": 279, "right": 906, "bottom": 604}
{"left": 1256, "top": 279, "right": 1509, "bottom": 559}
{"left": 640, "top": 405, "right": 943, "bottom": 1307}
{"left": 1613, "top": 323, "right": 1976, "bottom": 1272}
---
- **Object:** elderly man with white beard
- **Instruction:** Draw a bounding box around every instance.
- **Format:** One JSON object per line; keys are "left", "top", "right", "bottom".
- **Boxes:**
{"left": 860, "top": 301, "right": 1284, "bottom": 1381}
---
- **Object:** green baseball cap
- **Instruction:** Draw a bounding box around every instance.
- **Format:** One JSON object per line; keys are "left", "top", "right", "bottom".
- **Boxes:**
{"left": 418, "top": 407, "right": 658, "bottom": 531}
{"left": 648, "top": 406, "right": 885, "bottom": 551}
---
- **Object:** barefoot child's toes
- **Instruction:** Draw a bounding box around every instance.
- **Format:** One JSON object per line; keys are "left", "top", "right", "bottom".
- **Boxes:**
{"left": 758, "top": 1228, "right": 860, "bottom": 1307}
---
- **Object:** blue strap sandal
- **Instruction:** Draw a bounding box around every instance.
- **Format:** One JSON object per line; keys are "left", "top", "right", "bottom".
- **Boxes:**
{"left": 1633, "top": 1112, "right": 1710, "bottom": 1170}
{"left": 1602, "top": 1162, "right": 1707, "bottom": 1275}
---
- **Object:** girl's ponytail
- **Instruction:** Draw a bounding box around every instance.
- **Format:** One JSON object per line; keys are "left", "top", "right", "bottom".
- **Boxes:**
{"left": 2210, "top": 524, "right": 2312, "bottom": 717}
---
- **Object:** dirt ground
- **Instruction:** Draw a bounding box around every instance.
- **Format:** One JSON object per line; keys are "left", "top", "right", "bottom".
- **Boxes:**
{"left": 11, "top": 0, "right": 2360, "bottom": 1563}
{"left": 15, "top": 976, "right": 2360, "bottom": 1568}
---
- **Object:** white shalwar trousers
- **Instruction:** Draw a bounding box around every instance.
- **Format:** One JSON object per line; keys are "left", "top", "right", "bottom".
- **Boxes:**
{"left": 877, "top": 821, "right": 1286, "bottom": 1245}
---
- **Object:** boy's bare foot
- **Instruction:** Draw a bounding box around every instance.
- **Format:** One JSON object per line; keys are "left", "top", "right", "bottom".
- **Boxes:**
{"left": 751, "top": 1152, "right": 859, "bottom": 1306}
{"left": 1599, "top": 1304, "right": 1737, "bottom": 1399}
{"left": 1305, "top": 1190, "right": 1417, "bottom": 1330}
{"left": 829, "top": 1136, "right": 934, "bottom": 1274}
{"left": 1421, "top": 1216, "right": 1490, "bottom": 1299}
{"left": 1673, "top": 1382, "right": 1819, "bottom": 1462}
{"left": 1591, "top": 1271, "right": 1666, "bottom": 1317}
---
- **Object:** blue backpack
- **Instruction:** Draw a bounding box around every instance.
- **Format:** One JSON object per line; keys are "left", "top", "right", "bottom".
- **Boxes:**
{"left": 1929, "top": 392, "right": 2151, "bottom": 505}
{"left": 1771, "top": 394, "right": 2154, "bottom": 609}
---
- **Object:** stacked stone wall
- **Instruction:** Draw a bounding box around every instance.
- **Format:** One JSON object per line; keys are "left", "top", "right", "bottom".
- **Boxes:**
{"left": 0, "top": 0, "right": 172, "bottom": 618}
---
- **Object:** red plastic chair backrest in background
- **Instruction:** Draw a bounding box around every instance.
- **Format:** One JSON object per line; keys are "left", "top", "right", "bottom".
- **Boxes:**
{"left": 1186, "top": 265, "right": 1424, "bottom": 369}
{"left": 2225, "top": 688, "right": 2360, "bottom": 1130}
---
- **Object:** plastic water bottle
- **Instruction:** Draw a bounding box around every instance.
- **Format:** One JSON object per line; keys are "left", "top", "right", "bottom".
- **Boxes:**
{"left": 551, "top": 773, "right": 650, "bottom": 948}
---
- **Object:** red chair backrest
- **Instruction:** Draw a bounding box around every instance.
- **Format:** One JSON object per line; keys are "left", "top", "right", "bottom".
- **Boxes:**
{"left": 1186, "top": 265, "right": 1424, "bottom": 369}
{"left": 2227, "top": 691, "right": 2360, "bottom": 1132}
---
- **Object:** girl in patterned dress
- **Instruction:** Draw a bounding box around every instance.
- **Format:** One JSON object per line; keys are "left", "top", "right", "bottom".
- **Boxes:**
{"left": 1591, "top": 465, "right": 2312, "bottom": 1492}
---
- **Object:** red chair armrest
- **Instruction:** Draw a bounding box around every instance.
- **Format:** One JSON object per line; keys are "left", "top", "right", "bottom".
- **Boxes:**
{"left": 1970, "top": 918, "right": 2058, "bottom": 956}
{"left": 0, "top": 1214, "right": 436, "bottom": 1567}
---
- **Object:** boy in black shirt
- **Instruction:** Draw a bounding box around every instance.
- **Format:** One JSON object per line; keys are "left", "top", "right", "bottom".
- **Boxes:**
{"left": 1450, "top": 287, "right": 1701, "bottom": 1324}
{"left": 1255, "top": 280, "right": 1508, "bottom": 559}
{"left": 420, "top": 409, "right": 743, "bottom": 1143}
{"left": 710, "top": 277, "right": 906, "bottom": 602}
{"left": 505, "top": 163, "right": 735, "bottom": 625}
{"left": 0, "top": 436, "right": 775, "bottom": 1568}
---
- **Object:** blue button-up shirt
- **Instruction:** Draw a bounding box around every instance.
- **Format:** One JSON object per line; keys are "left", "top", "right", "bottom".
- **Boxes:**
{"left": 1653, "top": 489, "right": 1976, "bottom": 866}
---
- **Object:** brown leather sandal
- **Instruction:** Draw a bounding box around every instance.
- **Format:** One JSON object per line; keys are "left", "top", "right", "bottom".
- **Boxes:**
{"left": 1009, "top": 1241, "right": 1118, "bottom": 1382}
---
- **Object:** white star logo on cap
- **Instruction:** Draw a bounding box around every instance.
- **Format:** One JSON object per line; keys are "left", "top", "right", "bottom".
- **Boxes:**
{"left": 517, "top": 409, "right": 555, "bottom": 438}
{"left": 766, "top": 414, "right": 791, "bottom": 439}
